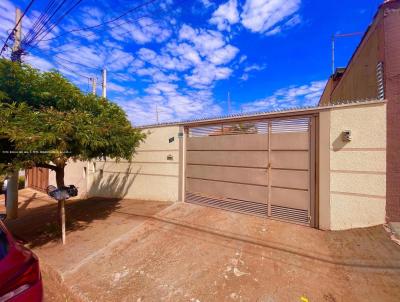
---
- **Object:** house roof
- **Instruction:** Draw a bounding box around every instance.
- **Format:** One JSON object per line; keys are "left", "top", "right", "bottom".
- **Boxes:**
{"left": 318, "top": 0, "right": 400, "bottom": 105}
{"left": 138, "top": 99, "right": 385, "bottom": 129}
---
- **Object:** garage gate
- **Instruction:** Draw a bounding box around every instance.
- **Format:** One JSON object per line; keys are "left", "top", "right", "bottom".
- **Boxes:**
{"left": 185, "top": 115, "right": 316, "bottom": 226}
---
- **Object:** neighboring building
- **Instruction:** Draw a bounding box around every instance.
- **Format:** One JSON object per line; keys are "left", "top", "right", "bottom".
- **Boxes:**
{"left": 319, "top": 0, "right": 400, "bottom": 222}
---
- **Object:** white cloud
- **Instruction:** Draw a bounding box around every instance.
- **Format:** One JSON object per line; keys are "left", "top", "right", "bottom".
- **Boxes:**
{"left": 137, "top": 47, "right": 190, "bottom": 72}
{"left": 80, "top": 7, "right": 104, "bottom": 27}
{"left": 178, "top": 25, "right": 226, "bottom": 57}
{"left": 136, "top": 24, "right": 239, "bottom": 90}
{"left": 265, "top": 14, "right": 302, "bottom": 36}
{"left": 208, "top": 44, "right": 239, "bottom": 65}
{"left": 108, "top": 17, "right": 172, "bottom": 44}
{"left": 119, "top": 87, "right": 222, "bottom": 125}
{"left": 200, "top": 0, "right": 214, "bottom": 8}
{"left": 244, "top": 64, "right": 267, "bottom": 72}
{"left": 241, "top": 80, "right": 326, "bottom": 112}
{"left": 209, "top": 0, "right": 239, "bottom": 31}
{"left": 241, "top": 0, "right": 301, "bottom": 34}
{"left": 167, "top": 42, "right": 202, "bottom": 65}
{"left": 0, "top": 0, "right": 14, "bottom": 42}
{"left": 105, "top": 48, "right": 135, "bottom": 71}
{"left": 185, "top": 63, "right": 233, "bottom": 88}
{"left": 108, "top": 82, "right": 126, "bottom": 92}
{"left": 241, "top": 63, "right": 267, "bottom": 81}
{"left": 135, "top": 67, "right": 179, "bottom": 82}
{"left": 239, "top": 55, "right": 247, "bottom": 63}
{"left": 24, "top": 55, "right": 54, "bottom": 71}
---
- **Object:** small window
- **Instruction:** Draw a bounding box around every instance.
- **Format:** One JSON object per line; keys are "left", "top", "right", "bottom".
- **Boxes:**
{"left": 0, "top": 229, "right": 9, "bottom": 260}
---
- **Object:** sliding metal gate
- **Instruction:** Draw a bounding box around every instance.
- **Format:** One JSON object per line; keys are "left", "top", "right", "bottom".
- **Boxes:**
{"left": 185, "top": 116, "right": 316, "bottom": 226}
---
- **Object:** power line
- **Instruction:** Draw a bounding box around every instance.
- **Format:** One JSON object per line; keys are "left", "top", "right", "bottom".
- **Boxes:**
{"left": 0, "top": 0, "right": 36, "bottom": 56}
{"left": 23, "top": 0, "right": 58, "bottom": 44}
{"left": 25, "top": 0, "right": 185, "bottom": 56}
{"left": 55, "top": 54, "right": 102, "bottom": 71}
{"left": 57, "top": 61, "right": 91, "bottom": 79}
{"left": 31, "top": 0, "right": 84, "bottom": 46}
{"left": 38, "top": 0, "right": 159, "bottom": 43}
{"left": 23, "top": 0, "right": 68, "bottom": 47}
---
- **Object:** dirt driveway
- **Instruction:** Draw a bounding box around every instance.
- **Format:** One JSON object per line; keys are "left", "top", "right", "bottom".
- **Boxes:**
{"left": 2, "top": 189, "right": 400, "bottom": 301}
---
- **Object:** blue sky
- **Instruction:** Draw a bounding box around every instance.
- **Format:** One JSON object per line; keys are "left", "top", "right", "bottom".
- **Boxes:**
{"left": 0, "top": 0, "right": 382, "bottom": 125}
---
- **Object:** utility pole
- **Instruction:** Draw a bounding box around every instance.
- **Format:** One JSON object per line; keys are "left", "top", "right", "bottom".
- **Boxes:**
{"left": 91, "top": 77, "right": 97, "bottom": 95}
{"left": 227, "top": 91, "right": 231, "bottom": 115}
{"left": 11, "top": 8, "right": 22, "bottom": 62}
{"left": 102, "top": 68, "right": 107, "bottom": 98}
{"left": 7, "top": 8, "right": 23, "bottom": 219}
{"left": 155, "top": 104, "right": 159, "bottom": 123}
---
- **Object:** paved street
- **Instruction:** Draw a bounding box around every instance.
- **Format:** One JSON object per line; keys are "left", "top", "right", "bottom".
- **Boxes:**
{"left": 2, "top": 189, "right": 400, "bottom": 302}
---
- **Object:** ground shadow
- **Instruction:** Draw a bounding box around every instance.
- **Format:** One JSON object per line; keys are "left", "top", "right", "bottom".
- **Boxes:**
{"left": 5, "top": 194, "right": 122, "bottom": 248}
{"left": 4, "top": 162, "right": 141, "bottom": 248}
{"left": 20, "top": 192, "right": 37, "bottom": 210}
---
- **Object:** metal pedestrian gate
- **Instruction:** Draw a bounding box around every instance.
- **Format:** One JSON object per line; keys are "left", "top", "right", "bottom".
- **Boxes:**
{"left": 185, "top": 116, "right": 316, "bottom": 226}
{"left": 26, "top": 167, "right": 49, "bottom": 192}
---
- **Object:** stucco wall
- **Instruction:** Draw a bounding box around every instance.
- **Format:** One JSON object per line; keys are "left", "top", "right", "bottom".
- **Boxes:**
{"left": 328, "top": 102, "right": 386, "bottom": 230}
{"left": 49, "top": 160, "right": 88, "bottom": 198}
{"left": 86, "top": 126, "right": 181, "bottom": 202}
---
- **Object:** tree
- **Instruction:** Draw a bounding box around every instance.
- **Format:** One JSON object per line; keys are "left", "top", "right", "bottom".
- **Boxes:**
{"left": 0, "top": 59, "right": 145, "bottom": 243}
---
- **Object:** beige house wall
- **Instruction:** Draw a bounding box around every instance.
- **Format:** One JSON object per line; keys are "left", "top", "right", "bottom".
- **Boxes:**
{"left": 57, "top": 102, "right": 387, "bottom": 230}
{"left": 86, "top": 126, "right": 181, "bottom": 202}
{"left": 49, "top": 160, "right": 88, "bottom": 198}
{"left": 327, "top": 102, "right": 386, "bottom": 230}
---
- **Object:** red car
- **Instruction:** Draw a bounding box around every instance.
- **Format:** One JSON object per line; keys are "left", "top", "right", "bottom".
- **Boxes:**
{"left": 0, "top": 214, "right": 43, "bottom": 302}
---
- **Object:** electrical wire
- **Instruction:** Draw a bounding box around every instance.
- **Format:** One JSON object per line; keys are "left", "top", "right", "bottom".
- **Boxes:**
{"left": 31, "top": 0, "right": 84, "bottom": 46}
{"left": 37, "top": 0, "right": 160, "bottom": 43}
{"left": 56, "top": 60, "right": 91, "bottom": 79}
{"left": 23, "top": 0, "right": 68, "bottom": 46}
{"left": 28, "top": 0, "right": 180, "bottom": 57}
{"left": 55, "top": 54, "right": 101, "bottom": 71}
{"left": 0, "top": 0, "right": 36, "bottom": 56}
{"left": 26, "top": 0, "right": 184, "bottom": 56}
{"left": 23, "top": 0, "right": 59, "bottom": 45}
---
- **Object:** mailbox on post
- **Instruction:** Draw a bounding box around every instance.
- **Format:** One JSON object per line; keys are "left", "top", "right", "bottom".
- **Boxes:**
{"left": 46, "top": 185, "right": 78, "bottom": 201}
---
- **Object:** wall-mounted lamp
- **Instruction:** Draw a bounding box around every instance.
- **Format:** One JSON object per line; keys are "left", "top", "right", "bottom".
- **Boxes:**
{"left": 342, "top": 130, "right": 352, "bottom": 142}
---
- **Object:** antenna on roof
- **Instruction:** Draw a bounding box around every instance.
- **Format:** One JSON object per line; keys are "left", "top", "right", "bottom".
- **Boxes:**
{"left": 331, "top": 32, "right": 363, "bottom": 75}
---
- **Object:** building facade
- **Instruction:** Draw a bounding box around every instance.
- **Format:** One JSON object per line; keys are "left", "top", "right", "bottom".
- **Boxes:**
{"left": 46, "top": 100, "right": 387, "bottom": 231}
{"left": 319, "top": 0, "right": 400, "bottom": 222}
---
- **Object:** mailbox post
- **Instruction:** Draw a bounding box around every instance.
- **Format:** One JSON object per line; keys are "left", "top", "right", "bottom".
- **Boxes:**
{"left": 46, "top": 185, "right": 78, "bottom": 244}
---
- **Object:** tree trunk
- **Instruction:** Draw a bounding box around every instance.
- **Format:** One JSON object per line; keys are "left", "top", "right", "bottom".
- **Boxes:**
{"left": 6, "top": 171, "right": 19, "bottom": 219}
{"left": 55, "top": 165, "right": 66, "bottom": 244}
{"left": 55, "top": 166, "right": 65, "bottom": 188}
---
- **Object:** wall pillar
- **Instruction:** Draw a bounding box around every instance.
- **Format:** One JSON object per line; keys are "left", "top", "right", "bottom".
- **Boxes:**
{"left": 318, "top": 110, "right": 331, "bottom": 230}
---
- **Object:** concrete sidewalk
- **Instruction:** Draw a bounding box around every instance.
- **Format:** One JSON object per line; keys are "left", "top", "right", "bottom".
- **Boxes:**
{"left": 2, "top": 189, "right": 400, "bottom": 301}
